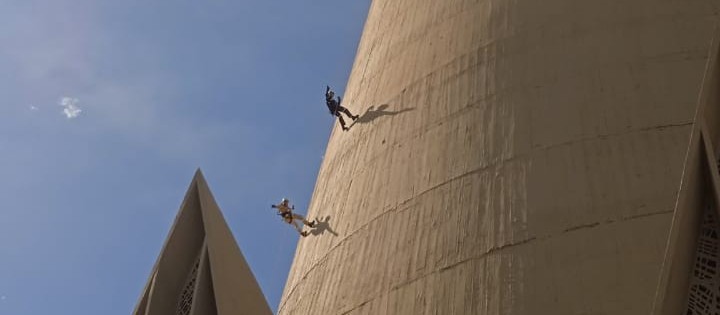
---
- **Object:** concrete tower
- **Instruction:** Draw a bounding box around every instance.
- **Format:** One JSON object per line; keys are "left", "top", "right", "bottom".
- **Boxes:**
{"left": 134, "top": 170, "right": 272, "bottom": 315}
{"left": 279, "top": 0, "right": 720, "bottom": 314}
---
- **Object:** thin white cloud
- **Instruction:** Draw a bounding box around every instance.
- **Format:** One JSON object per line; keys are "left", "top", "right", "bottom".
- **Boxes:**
{"left": 30, "top": 105, "right": 38, "bottom": 111}
{"left": 59, "top": 97, "right": 82, "bottom": 119}
{"left": 1, "top": 295, "right": 6, "bottom": 300}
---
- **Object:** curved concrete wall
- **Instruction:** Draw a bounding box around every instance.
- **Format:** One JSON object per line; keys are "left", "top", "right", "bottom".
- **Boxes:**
{"left": 280, "top": 1, "right": 719, "bottom": 313}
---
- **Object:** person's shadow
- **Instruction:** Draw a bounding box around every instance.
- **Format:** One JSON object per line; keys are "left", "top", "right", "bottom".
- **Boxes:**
{"left": 349, "top": 104, "right": 414, "bottom": 128}
{"left": 309, "top": 216, "right": 339, "bottom": 237}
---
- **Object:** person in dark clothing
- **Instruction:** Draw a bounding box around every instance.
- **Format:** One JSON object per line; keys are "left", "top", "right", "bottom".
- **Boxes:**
{"left": 326, "top": 86, "right": 359, "bottom": 131}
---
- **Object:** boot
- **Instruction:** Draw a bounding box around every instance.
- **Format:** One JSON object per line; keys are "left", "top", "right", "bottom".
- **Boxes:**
{"left": 300, "top": 231, "right": 309, "bottom": 237}
{"left": 306, "top": 220, "right": 316, "bottom": 228}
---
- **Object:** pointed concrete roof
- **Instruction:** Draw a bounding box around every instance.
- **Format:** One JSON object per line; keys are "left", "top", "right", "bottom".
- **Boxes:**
{"left": 133, "top": 169, "right": 272, "bottom": 315}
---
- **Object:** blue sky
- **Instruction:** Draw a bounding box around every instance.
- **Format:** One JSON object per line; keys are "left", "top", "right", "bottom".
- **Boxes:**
{"left": 0, "top": 1, "right": 370, "bottom": 314}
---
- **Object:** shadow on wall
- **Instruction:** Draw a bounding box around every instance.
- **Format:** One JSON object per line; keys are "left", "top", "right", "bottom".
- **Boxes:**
{"left": 350, "top": 104, "right": 415, "bottom": 127}
{"left": 309, "top": 216, "right": 339, "bottom": 237}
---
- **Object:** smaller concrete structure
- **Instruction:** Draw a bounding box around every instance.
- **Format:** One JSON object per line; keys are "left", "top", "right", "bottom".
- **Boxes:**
{"left": 133, "top": 170, "right": 272, "bottom": 315}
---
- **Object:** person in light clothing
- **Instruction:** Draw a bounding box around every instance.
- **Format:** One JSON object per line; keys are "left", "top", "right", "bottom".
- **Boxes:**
{"left": 271, "top": 198, "right": 315, "bottom": 237}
